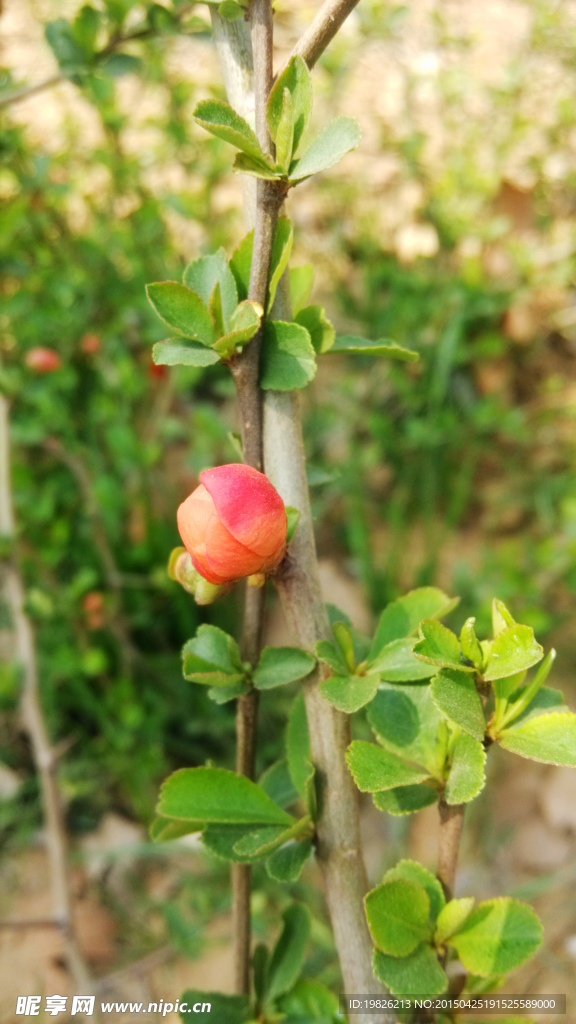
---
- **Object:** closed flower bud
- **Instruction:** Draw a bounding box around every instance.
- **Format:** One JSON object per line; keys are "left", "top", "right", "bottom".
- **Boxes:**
{"left": 25, "top": 347, "right": 61, "bottom": 373}
{"left": 177, "top": 463, "right": 287, "bottom": 585}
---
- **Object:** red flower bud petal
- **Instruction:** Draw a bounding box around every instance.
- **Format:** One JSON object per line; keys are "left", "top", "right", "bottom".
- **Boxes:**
{"left": 200, "top": 464, "right": 287, "bottom": 558}
{"left": 177, "top": 486, "right": 230, "bottom": 584}
{"left": 204, "top": 514, "right": 267, "bottom": 581}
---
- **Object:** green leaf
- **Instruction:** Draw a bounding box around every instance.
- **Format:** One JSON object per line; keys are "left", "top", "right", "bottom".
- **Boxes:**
{"left": 368, "top": 684, "right": 444, "bottom": 776}
{"left": 329, "top": 336, "right": 419, "bottom": 360}
{"left": 383, "top": 859, "right": 446, "bottom": 924}
{"left": 460, "top": 617, "right": 483, "bottom": 669}
{"left": 73, "top": 6, "right": 100, "bottom": 55}
{"left": 505, "top": 683, "right": 564, "bottom": 729}
{"left": 370, "top": 588, "right": 459, "bottom": 656}
{"left": 285, "top": 506, "right": 300, "bottom": 543}
{"left": 183, "top": 249, "right": 238, "bottom": 331}
{"left": 493, "top": 598, "right": 516, "bottom": 635}
{"left": 260, "top": 320, "right": 316, "bottom": 391}
{"left": 372, "top": 944, "right": 447, "bottom": 997}
{"left": 233, "top": 819, "right": 309, "bottom": 858}
{"left": 267, "top": 217, "right": 294, "bottom": 313}
{"left": 99, "top": 52, "right": 143, "bottom": 76}
{"left": 259, "top": 759, "right": 299, "bottom": 809}
{"left": 295, "top": 305, "right": 335, "bottom": 354}
{"left": 483, "top": 625, "right": 544, "bottom": 681}
{"left": 346, "top": 741, "right": 430, "bottom": 793}
{"left": 45, "top": 19, "right": 87, "bottom": 74}
{"left": 182, "top": 624, "right": 245, "bottom": 687}
{"left": 193, "top": 99, "right": 269, "bottom": 164}
{"left": 232, "top": 152, "right": 282, "bottom": 179}
{"left": 320, "top": 673, "right": 379, "bottom": 713}
{"left": 287, "top": 692, "right": 313, "bottom": 799}
{"left": 267, "top": 55, "right": 312, "bottom": 154}
{"left": 152, "top": 340, "right": 220, "bottom": 367}
{"left": 266, "top": 838, "right": 312, "bottom": 882}
{"left": 157, "top": 767, "right": 292, "bottom": 825}
{"left": 365, "top": 878, "right": 430, "bottom": 956}
{"left": 435, "top": 897, "right": 475, "bottom": 946}
{"left": 315, "top": 640, "right": 348, "bottom": 675}
{"left": 413, "top": 619, "right": 471, "bottom": 671}
{"left": 430, "top": 669, "right": 486, "bottom": 742}
{"left": 202, "top": 823, "right": 272, "bottom": 863}
{"left": 289, "top": 116, "right": 360, "bottom": 182}
{"left": 267, "top": 904, "right": 311, "bottom": 1003}
{"left": 290, "top": 265, "right": 314, "bottom": 316}
{"left": 278, "top": 980, "right": 338, "bottom": 1021}
{"left": 253, "top": 646, "right": 316, "bottom": 689}
{"left": 332, "top": 621, "right": 355, "bottom": 671}
{"left": 146, "top": 282, "right": 216, "bottom": 346}
{"left": 229, "top": 231, "right": 253, "bottom": 301}
{"left": 499, "top": 710, "right": 576, "bottom": 765}
{"left": 218, "top": 0, "right": 244, "bottom": 20}
{"left": 213, "top": 299, "right": 263, "bottom": 357}
{"left": 445, "top": 733, "right": 486, "bottom": 805}
{"left": 179, "top": 992, "right": 249, "bottom": 1024}
{"left": 253, "top": 943, "right": 269, "bottom": 1005}
{"left": 369, "top": 638, "right": 437, "bottom": 681}
{"left": 150, "top": 817, "right": 203, "bottom": 842}
{"left": 374, "top": 784, "right": 438, "bottom": 816}
{"left": 209, "top": 280, "right": 225, "bottom": 338}
{"left": 275, "top": 88, "right": 295, "bottom": 174}
{"left": 208, "top": 680, "right": 250, "bottom": 704}
{"left": 448, "top": 897, "right": 543, "bottom": 975}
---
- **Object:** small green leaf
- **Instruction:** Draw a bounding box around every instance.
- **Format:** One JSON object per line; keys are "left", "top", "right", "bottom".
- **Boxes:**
{"left": 365, "top": 879, "right": 430, "bottom": 956}
{"left": 332, "top": 621, "right": 355, "bottom": 671}
{"left": 150, "top": 817, "right": 203, "bottom": 842}
{"left": 158, "top": 767, "right": 293, "bottom": 825}
{"left": 267, "top": 217, "right": 294, "bottom": 312}
{"left": 213, "top": 299, "right": 263, "bottom": 357}
{"left": 209, "top": 280, "right": 225, "bottom": 337}
{"left": 182, "top": 624, "right": 245, "bottom": 686}
{"left": 183, "top": 249, "right": 238, "bottom": 331}
{"left": 267, "top": 904, "right": 311, "bottom": 1002}
{"left": 497, "top": 650, "right": 557, "bottom": 730}
{"left": 193, "top": 99, "right": 270, "bottom": 164}
{"left": 499, "top": 710, "right": 576, "bottom": 765}
{"left": 434, "top": 897, "right": 475, "bottom": 945}
{"left": 290, "top": 265, "right": 314, "bottom": 315}
{"left": 460, "top": 617, "right": 484, "bottom": 669}
{"left": 229, "top": 231, "right": 253, "bottom": 301}
{"left": 152, "top": 340, "right": 220, "bottom": 367}
{"left": 285, "top": 506, "right": 300, "bottom": 543}
{"left": 275, "top": 88, "right": 295, "bottom": 174}
{"left": 179, "top": 992, "right": 249, "bottom": 1024}
{"left": 445, "top": 733, "right": 486, "bottom": 805}
{"left": 253, "top": 646, "right": 316, "bottom": 689}
{"left": 369, "top": 638, "right": 436, "bottom": 681}
{"left": 447, "top": 897, "right": 543, "bottom": 975}
{"left": 208, "top": 680, "right": 250, "bottom": 704}
{"left": 287, "top": 692, "right": 313, "bottom": 799}
{"left": 414, "top": 619, "right": 470, "bottom": 671}
{"left": 320, "top": 673, "right": 379, "bottom": 713}
{"left": 368, "top": 684, "right": 444, "bottom": 776}
{"left": 233, "top": 152, "right": 282, "bottom": 179}
{"left": 100, "top": 52, "right": 142, "bottom": 76}
{"left": 45, "top": 19, "right": 87, "bottom": 74}
{"left": 383, "top": 859, "right": 446, "bottom": 924}
{"left": 430, "top": 669, "right": 486, "bottom": 742}
{"left": 370, "top": 588, "right": 459, "bottom": 656}
{"left": 218, "top": 0, "right": 244, "bottom": 19}
{"left": 233, "top": 824, "right": 292, "bottom": 858}
{"left": 493, "top": 598, "right": 515, "bottom": 635}
{"left": 508, "top": 684, "right": 564, "bottom": 727}
{"left": 288, "top": 116, "right": 360, "bottom": 182}
{"left": 373, "top": 944, "right": 447, "bottom": 997}
{"left": 277, "top": 980, "right": 338, "bottom": 1020}
{"left": 483, "top": 625, "right": 544, "bottom": 682}
{"left": 266, "top": 838, "right": 312, "bottom": 882}
{"left": 267, "top": 55, "right": 312, "bottom": 153}
{"left": 146, "top": 282, "right": 216, "bottom": 345}
{"left": 202, "top": 823, "right": 272, "bottom": 863}
{"left": 374, "top": 784, "right": 438, "bottom": 816}
{"left": 295, "top": 305, "right": 335, "bottom": 354}
{"left": 315, "top": 639, "right": 348, "bottom": 675}
{"left": 260, "top": 320, "right": 316, "bottom": 391}
{"left": 330, "top": 336, "right": 419, "bottom": 360}
{"left": 259, "top": 759, "right": 298, "bottom": 809}
{"left": 252, "top": 943, "right": 269, "bottom": 1005}
{"left": 346, "top": 741, "right": 430, "bottom": 793}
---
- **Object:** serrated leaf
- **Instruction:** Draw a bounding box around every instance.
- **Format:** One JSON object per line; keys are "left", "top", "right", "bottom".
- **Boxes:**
{"left": 267, "top": 904, "right": 311, "bottom": 1002}
{"left": 365, "top": 879, "right": 430, "bottom": 956}
{"left": 368, "top": 684, "right": 444, "bottom": 776}
{"left": 370, "top": 588, "right": 459, "bottom": 657}
{"left": 182, "top": 624, "right": 245, "bottom": 686}
{"left": 431, "top": 669, "right": 486, "bottom": 742}
{"left": 434, "top": 897, "right": 475, "bottom": 945}
{"left": 146, "top": 282, "right": 216, "bottom": 346}
{"left": 346, "top": 741, "right": 430, "bottom": 793}
{"left": 414, "top": 619, "right": 471, "bottom": 671}
{"left": 493, "top": 598, "right": 515, "bottom": 636}
{"left": 332, "top": 621, "right": 355, "bottom": 670}
{"left": 267, "top": 55, "right": 312, "bottom": 154}
{"left": 499, "top": 710, "right": 576, "bottom": 765}
{"left": 233, "top": 820, "right": 307, "bottom": 858}
{"left": 460, "top": 617, "right": 483, "bottom": 668}
{"left": 369, "top": 638, "right": 437, "bottom": 681}
{"left": 445, "top": 733, "right": 486, "bottom": 805}
{"left": 295, "top": 305, "right": 335, "bottom": 354}
{"left": 150, "top": 817, "right": 203, "bottom": 842}
{"left": 193, "top": 99, "right": 269, "bottom": 164}
{"left": 229, "top": 231, "right": 253, "bottom": 301}
{"left": 202, "top": 823, "right": 272, "bottom": 863}
{"left": 260, "top": 320, "right": 316, "bottom": 391}
{"left": 483, "top": 625, "right": 544, "bottom": 682}
{"left": 275, "top": 88, "right": 295, "bottom": 174}
{"left": 288, "top": 116, "right": 360, "bottom": 182}
{"left": 373, "top": 944, "right": 447, "bottom": 997}
{"left": 233, "top": 152, "right": 282, "bottom": 179}
{"left": 213, "top": 300, "right": 263, "bottom": 357}
{"left": 287, "top": 692, "right": 313, "bottom": 799}
{"left": 266, "top": 838, "right": 312, "bottom": 882}
{"left": 259, "top": 759, "right": 298, "bottom": 809}
{"left": 267, "top": 217, "right": 294, "bottom": 312}
{"left": 330, "top": 335, "right": 419, "bottom": 360}
{"left": 505, "top": 683, "right": 564, "bottom": 728}
{"left": 253, "top": 646, "right": 316, "bottom": 689}
{"left": 152, "top": 340, "right": 220, "bottom": 367}
{"left": 183, "top": 249, "right": 238, "bottom": 331}
{"left": 383, "top": 859, "right": 446, "bottom": 924}
{"left": 157, "top": 767, "right": 292, "bottom": 825}
{"left": 315, "top": 639, "right": 348, "bottom": 675}
{"left": 179, "top": 992, "right": 249, "bottom": 1024}
{"left": 320, "top": 673, "right": 379, "bottom": 713}
{"left": 448, "top": 897, "right": 543, "bottom": 975}
{"left": 208, "top": 680, "right": 250, "bottom": 704}
{"left": 374, "top": 784, "right": 438, "bottom": 816}
{"left": 290, "top": 265, "right": 314, "bottom": 316}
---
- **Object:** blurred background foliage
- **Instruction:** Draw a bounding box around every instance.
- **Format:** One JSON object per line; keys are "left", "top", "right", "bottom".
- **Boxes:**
{"left": 2, "top": 0, "right": 576, "bottom": 1004}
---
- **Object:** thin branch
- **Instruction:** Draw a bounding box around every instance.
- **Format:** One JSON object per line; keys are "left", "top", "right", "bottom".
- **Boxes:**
{"left": 437, "top": 798, "right": 465, "bottom": 900}
{"left": 288, "top": 0, "right": 361, "bottom": 71}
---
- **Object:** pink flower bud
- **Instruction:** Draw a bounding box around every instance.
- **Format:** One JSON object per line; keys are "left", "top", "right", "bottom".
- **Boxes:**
{"left": 177, "top": 463, "right": 287, "bottom": 585}
{"left": 25, "top": 347, "right": 61, "bottom": 373}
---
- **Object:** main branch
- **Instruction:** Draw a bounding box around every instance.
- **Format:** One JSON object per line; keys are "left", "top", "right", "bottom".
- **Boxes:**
{"left": 437, "top": 799, "right": 465, "bottom": 900}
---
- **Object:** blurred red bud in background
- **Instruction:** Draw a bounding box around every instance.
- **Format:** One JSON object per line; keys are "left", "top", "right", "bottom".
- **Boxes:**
{"left": 25, "top": 347, "right": 61, "bottom": 373}
{"left": 80, "top": 333, "right": 101, "bottom": 355}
